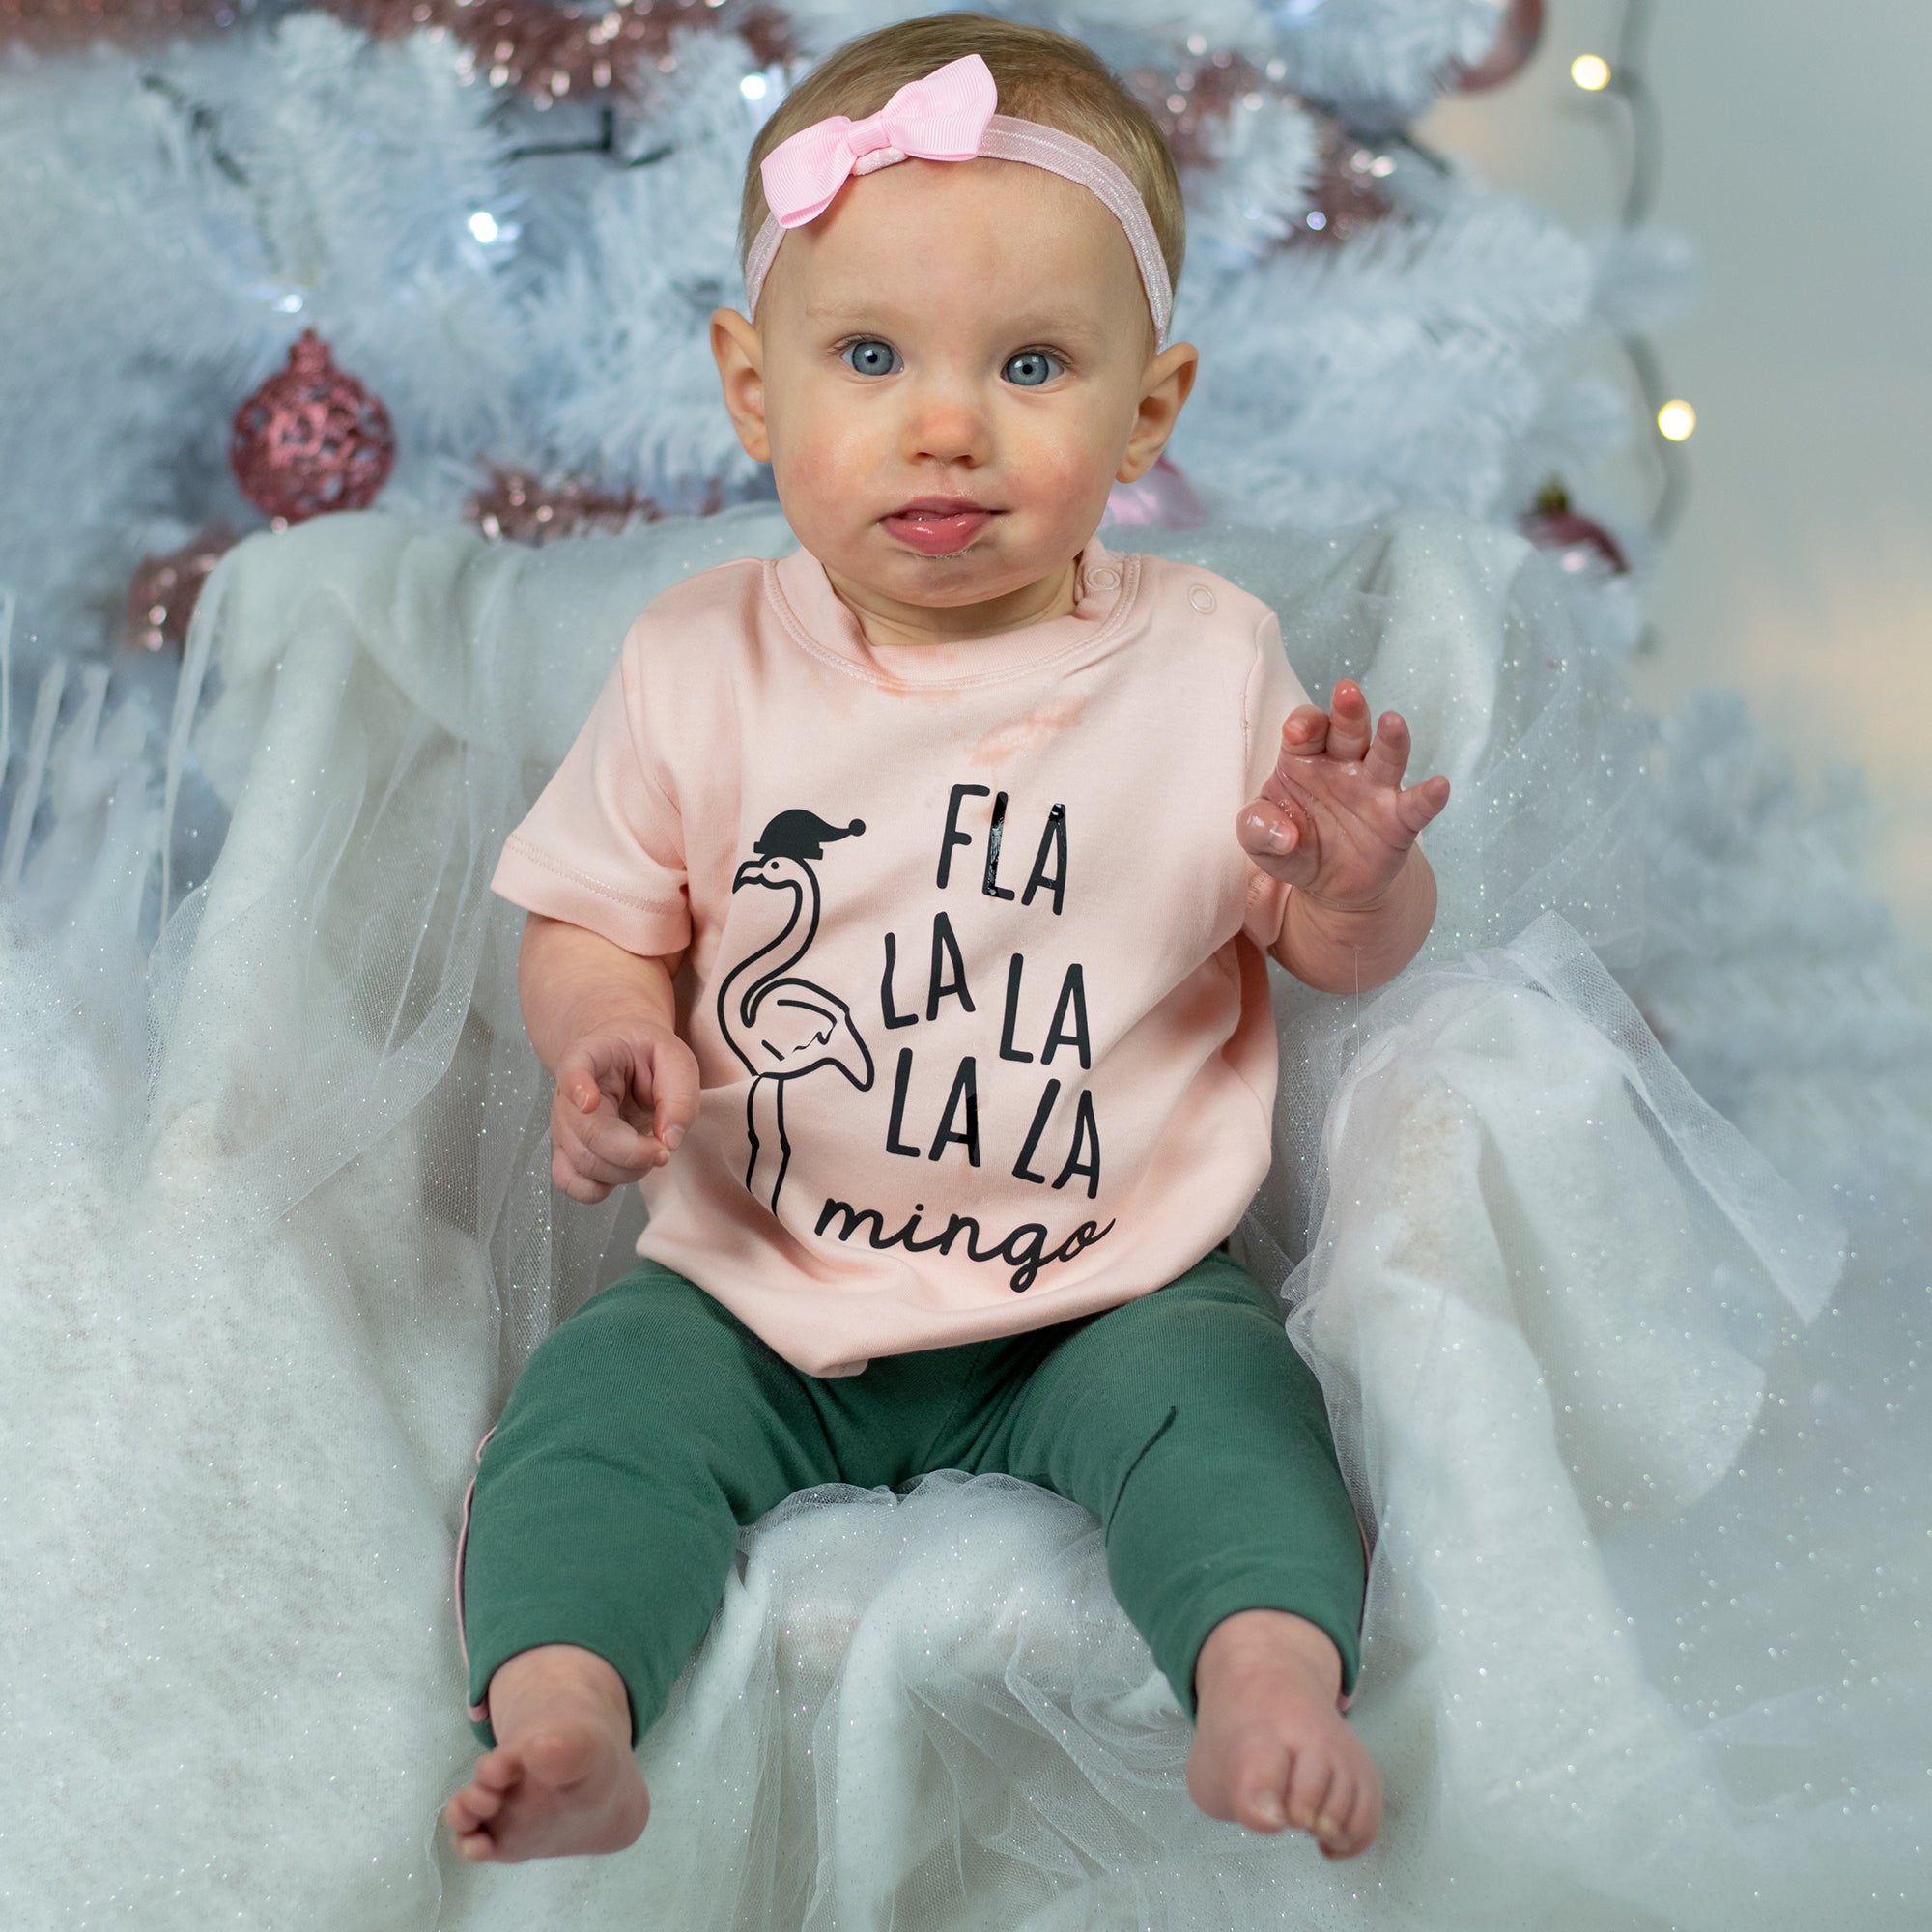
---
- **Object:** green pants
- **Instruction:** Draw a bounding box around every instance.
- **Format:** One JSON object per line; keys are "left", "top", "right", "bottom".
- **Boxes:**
{"left": 457, "top": 1248, "right": 1367, "bottom": 1750}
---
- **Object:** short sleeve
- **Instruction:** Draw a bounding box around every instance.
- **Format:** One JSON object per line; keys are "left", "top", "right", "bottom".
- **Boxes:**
{"left": 1240, "top": 607, "right": 1315, "bottom": 954}
{"left": 489, "top": 626, "right": 692, "bottom": 959}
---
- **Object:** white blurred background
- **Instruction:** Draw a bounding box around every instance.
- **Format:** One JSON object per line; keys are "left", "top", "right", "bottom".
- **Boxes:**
{"left": 1423, "top": 0, "right": 1932, "bottom": 955}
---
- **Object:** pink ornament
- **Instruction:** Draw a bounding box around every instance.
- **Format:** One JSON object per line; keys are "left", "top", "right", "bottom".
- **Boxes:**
{"left": 1520, "top": 478, "right": 1628, "bottom": 575}
{"left": 1104, "top": 454, "right": 1204, "bottom": 530}
{"left": 1448, "top": 0, "right": 1545, "bottom": 93}
{"left": 229, "top": 328, "right": 394, "bottom": 526}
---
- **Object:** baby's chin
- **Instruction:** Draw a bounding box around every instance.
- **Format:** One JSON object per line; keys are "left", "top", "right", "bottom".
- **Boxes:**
{"left": 856, "top": 535, "right": 1080, "bottom": 600}
{"left": 854, "top": 516, "right": 1095, "bottom": 586}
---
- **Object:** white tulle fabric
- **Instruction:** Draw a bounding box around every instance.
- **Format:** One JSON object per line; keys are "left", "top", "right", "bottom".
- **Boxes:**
{"left": 3, "top": 502, "right": 1922, "bottom": 1930}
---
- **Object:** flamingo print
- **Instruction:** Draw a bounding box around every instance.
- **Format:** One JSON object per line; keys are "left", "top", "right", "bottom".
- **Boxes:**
{"left": 716, "top": 808, "right": 875, "bottom": 1213}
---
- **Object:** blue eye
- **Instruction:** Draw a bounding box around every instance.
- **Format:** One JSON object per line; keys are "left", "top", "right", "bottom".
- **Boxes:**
{"left": 841, "top": 339, "right": 900, "bottom": 377}
{"left": 1004, "top": 350, "right": 1063, "bottom": 387}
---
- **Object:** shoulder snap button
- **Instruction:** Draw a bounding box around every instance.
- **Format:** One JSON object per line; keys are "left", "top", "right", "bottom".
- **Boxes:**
{"left": 1188, "top": 584, "right": 1217, "bottom": 612}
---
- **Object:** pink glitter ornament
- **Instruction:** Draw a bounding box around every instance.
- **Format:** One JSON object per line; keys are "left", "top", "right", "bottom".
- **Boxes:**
{"left": 1520, "top": 477, "right": 1629, "bottom": 575}
{"left": 1103, "top": 454, "right": 1204, "bottom": 530}
{"left": 229, "top": 328, "right": 394, "bottom": 526}
{"left": 1447, "top": 0, "right": 1545, "bottom": 92}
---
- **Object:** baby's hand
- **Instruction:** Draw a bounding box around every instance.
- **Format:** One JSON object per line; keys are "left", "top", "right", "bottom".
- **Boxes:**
{"left": 551, "top": 1024, "right": 701, "bottom": 1204}
{"left": 1237, "top": 680, "right": 1450, "bottom": 911}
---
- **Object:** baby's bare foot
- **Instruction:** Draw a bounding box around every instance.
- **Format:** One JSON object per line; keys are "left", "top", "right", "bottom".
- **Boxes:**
{"left": 442, "top": 1644, "right": 650, "bottom": 1863}
{"left": 1186, "top": 1608, "right": 1381, "bottom": 1859}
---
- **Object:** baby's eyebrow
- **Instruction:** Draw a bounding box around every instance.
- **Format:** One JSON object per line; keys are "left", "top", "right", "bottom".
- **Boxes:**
{"left": 801, "top": 301, "right": 1107, "bottom": 344}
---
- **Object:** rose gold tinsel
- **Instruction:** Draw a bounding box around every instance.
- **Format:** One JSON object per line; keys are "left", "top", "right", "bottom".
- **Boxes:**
{"left": 124, "top": 523, "right": 238, "bottom": 655}
{"left": 1121, "top": 50, "right": 1393, "bottom": 251}
{"left": 0, "top": 0, "right": 791, "bottom": 107}
{"left": 1294, "top": 121, "right": 1398, "bottom": 248}
{"left": 1122, "top": 48, "right": 1273, "bottom": 176}
{"left": 465, "top": 463, "right": 724, "bottom": 544}
{"left": 0, "top": 0, "right": 236, "bottom": 49}
{"left": 329, "top": 0, "right": 792, "bottom": 109}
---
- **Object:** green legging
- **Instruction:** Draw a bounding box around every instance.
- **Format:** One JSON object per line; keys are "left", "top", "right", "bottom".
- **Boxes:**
{"left": 457, "top": 1247, "right": 1367, "bottom": 1749}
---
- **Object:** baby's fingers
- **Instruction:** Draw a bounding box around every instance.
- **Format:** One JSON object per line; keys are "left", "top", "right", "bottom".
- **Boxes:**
{"left": 1321, "top": 681, "right": 1373, "bottom": 761}
{"left": 553, "top": 1146, "right": 615, "bottom": 1204}
{"left": 552, "top": 1121, "right": 657, "bottom": 1203}
{"left": 1361, "top": 710, "right": 1412, "bottom": 789}
{"left": 1394, "top": 773, "right": 1451, "bottom": 834}
{"left": 1236, "top": 797, "right": 1320, "bottom": 889}
{"left": 635, "top": 1036, "right": 702, "bottom": 1152}
{"left": 554, "top": 1041, "right": 618, "bottom": 1118}
{"left": 573, "top": 1112, "right": 658, "bottom": 1179}
{"left": 1278, "top": 704, "right": 1330, "bottom": 763}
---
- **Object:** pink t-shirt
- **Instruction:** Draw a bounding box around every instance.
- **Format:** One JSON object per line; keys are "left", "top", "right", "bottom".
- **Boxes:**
{"left": 490, "top": 532, "right": 1313, "bottom": 1377}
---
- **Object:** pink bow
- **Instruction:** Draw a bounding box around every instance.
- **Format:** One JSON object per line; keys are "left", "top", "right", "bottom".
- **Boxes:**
{"left": 760, "top": 52, "right": 999, "bottom": 229}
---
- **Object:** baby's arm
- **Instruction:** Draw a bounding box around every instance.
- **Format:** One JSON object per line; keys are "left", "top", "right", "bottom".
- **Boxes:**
{"left": 519, "top": 912, "right": 701, "bottom": 1204}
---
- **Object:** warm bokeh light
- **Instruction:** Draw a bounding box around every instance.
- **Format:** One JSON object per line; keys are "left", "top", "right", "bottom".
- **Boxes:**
{"left": 1657, "top": 399, "right": 1697, "bottom": 441}
{"left": 1570, "top": 53, "right": 1612, "bottom": 91}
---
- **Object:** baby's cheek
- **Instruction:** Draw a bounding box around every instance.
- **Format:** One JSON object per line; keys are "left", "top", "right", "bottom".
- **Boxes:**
{"left": 1021, "top": 448, "right": 1111, "bottom": 524}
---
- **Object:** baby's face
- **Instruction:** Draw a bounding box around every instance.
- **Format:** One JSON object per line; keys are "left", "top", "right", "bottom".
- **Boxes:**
{"left": 712, "top": 156, "right": 1197, "bottom": 644}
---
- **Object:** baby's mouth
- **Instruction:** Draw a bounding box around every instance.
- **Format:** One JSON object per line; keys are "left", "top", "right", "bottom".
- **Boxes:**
{"left": 882, "top": 505, "right": 996, "bottom": 556}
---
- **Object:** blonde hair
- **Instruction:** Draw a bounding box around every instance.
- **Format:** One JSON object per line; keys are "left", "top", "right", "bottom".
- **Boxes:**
{"left": 738, "top": 14, "right": 1184, "bottom": 340}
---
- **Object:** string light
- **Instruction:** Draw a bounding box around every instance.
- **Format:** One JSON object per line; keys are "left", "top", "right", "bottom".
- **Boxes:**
{"left": 1657, "top": 400, "right": 1696, "bottom": 441}
{"left": 1581, "top": 0, "right": 1693, "bottom": 556}
{"left": 1570, "top": 54, "right": 1611, "bottom": 92}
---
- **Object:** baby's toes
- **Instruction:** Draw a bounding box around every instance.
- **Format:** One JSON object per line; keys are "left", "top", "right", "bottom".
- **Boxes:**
{"left": 1351, "top": 1772, "right": 1384, "bottom": 1848}
{"left": 444, "top": 1750, "right": 522, "bottom": 1840}
{"left": 450, "top": 1779, "right": 505, "bottom": 1826}
{"left": 473, "top": 1745, "right": 525, "bottom": 1792}
{"left": 443, "top": 1801, "right": 494, "bottom": 1861}
{"left": 1285, "top": 1752, "right": 1337, "bottom": 1837}
{"left": 1319, "top": 1776, "right": 1380, "bottom": 1859}
{"left": 1229, "top": 1749, "right": 1296, "bottom": 1831}
{"left": 1310, "top": 1771, "right": 1355, "bottom": 1848}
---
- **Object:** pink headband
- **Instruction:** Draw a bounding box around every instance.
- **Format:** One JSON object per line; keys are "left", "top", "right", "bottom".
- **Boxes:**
{"left": 743, "top": 52, "right": 1173, "bottom": 348}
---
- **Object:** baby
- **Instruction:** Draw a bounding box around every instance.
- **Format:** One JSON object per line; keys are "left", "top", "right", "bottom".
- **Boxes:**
{"left": 443, "top": 15, "right": 1448, "bottom": 1872}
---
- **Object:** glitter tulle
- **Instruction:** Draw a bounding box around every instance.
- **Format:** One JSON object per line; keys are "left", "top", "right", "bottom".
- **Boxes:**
{"left": 2, "top": 503, "right": 1924, "bottom": 1928}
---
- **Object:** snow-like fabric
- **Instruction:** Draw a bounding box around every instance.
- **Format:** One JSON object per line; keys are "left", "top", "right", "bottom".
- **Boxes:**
{"left": 2, "top": 502, "right": 1925, "bottom": 1930}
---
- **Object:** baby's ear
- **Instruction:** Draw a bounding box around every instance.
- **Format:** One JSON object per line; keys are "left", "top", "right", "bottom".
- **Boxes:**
{"left": 710, "top": 308, "right": 771, "bottom": 463}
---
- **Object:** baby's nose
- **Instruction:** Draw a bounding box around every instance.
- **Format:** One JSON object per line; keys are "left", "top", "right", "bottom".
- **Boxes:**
{"left": 904, "top": 394, "right": 990, "bottom": 463}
